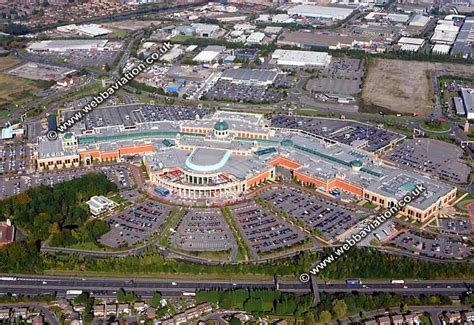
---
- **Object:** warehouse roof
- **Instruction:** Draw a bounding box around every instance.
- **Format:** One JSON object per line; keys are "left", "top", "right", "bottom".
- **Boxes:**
{"left": 287, "top": 4, "right": 354, "bottom": 20}
{"left": 220, "top": 68, "right": 278, "bottom": 83}
{"left": 461, "top": 88, "right": 474, "bottom": 114}
{"left": 398, "top": 37, "right": 425, "bottom": 45}
{"left": 27, "top": 39, "right": 108, "bottom": 51}
{"left": 432, "top": 44, "right": 451, "bottom": 54}
{"left": 193, "top": 45, "right": 225, "bottom": 62}
{"left": 272, "top": 49, "right": 332, "bottom": 67}
{"left": 409, "top": 14, "right": 431, "bottom": 27}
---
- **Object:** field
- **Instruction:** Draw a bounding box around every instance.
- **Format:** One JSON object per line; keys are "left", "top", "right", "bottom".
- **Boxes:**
{"left": 0, "top": 55, "right": 41, "bottom": 106}
{"left": 362, "top": 59, "right": 474, "bottom": 115}
{"left": 0, "top": 55, "right": 22, "bottom": 72}
{"left": 0, "top": 73, "right": 40, "bottom": 106}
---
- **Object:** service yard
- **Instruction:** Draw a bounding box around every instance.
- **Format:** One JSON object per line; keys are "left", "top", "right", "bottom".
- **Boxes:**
{"left": 362, "top": 59, "right": 474, "bottom": 115}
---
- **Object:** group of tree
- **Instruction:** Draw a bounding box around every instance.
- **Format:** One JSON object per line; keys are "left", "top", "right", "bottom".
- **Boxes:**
{"left": 43, "top": 246, "right": 474, "bottom": 280}
{"left": 318, "top": 247, "right": 474, "bottom": 280}
{"left": 0, "top": 241, "right": 44, "bottom": 273}
{"left": 309, "top": 292, "right": 453, "bottom": 323}
{"left": 116, "top": 288, "right": 140, "bottom": 303}
{"left": 74, "top": 292, "right": 95, "bottom": 323}
{"left": 195, "top": 289, "right": 313, "bottom": 316}
{"left": 0, "top": 173, "right": 117, "bottom": 250}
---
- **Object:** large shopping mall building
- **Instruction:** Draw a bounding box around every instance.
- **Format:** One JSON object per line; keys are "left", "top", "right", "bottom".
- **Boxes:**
{"left": 34, "top": 111, "right": 456, "bottom": 223}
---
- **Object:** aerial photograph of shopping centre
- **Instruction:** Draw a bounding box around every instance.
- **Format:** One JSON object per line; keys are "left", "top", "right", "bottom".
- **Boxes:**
{"left": 0, "top": 0, "right": 473, "bottom": 323}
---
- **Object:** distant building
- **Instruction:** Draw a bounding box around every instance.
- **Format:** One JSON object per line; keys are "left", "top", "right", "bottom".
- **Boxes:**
{"left": 0, "top": 308, "right": 9, "bottom": 320}
{"left": 432, "top": 44, "right": 451, "bottom": 54}
{"left": 1, "top": 124, "right": 24, "bottom": 140}
{"left": 93, "top": 305, "right": 105, "bottom": 317}
{"left": 461, "top": 87, "right": 474, "bottom": 119}
{"left": 246, "top": 32, "right": 265, "bottom": 45}
{"left": 287, "top": 4, "right": 354, "bottom": 21}
{"left": 398, "top": 37, "right": 425, "bottom": 51}
{"left": 57, "top": 23, "right": 112, "bottom": 37}
{"left": 220, "top": 68, "right": 278, "bottom": 86}
{"left": 271, "top": 49, "right": 332, "bottom": 67}
{"left": 27, "top": 39, "right": 111, "bottom": 52}
{"left": 193, "top": 45, "right": 225, "bottom": 63}
{"left": 452, "top": 18, "right": 474, "bottom": 59}
{"left": 409, "top": 14, "right": 431, "bottom": 27}
{"left": 86, "top": 195, "right": 118, "bottom": 215}
{"left": 191, "top": 23, "right": 220, "bottom": 38}
{"left": 0, "top": 220, "right": 15, "bottom": 247}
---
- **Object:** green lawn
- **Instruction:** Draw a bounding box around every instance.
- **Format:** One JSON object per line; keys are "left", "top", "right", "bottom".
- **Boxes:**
{"left": 420, "top": 120, "right": 450, "bottom": 132}
{"left": 110, "top": 29, "right": 129, "bottom": 39}
{"left": 363, "top": 202, "right": 378, "bottom": 209}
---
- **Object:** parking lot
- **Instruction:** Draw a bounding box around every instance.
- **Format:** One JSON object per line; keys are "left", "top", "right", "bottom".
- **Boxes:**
{"left": 322, "top": 58, "right": 365, "bottom": 80}
{"left": 0, "top": 164, "right": 134, "bottom": 198}
{"left": 99, "top": 200, "right": 172, "bottom": 248}
{"left": 260, "top": 187, "right": 368, "bottom": 240}
{"left": 0, "top": 143, "right": 31, "bottom": 175}
{"left": 437, "top": 218, "right": 472, "bottom": 236}
{"left": 170, "top": 208, "right": 236, "bottom": 252}
{"left": 388, "top": 231, "right": 471, "bottom": 260}
{"left": 7, "top": 62, "right": 75, "bottom": 81}
{"left": 270, "top": 115, "right": 404, "bottom": 152}
{"left": 307, "top": 78, "right": 361, "bottom": 96}
{"left": 306, "top": 58, "right": 363, "bottom": 96}
{"left": 205, "top": 80, "right": 285, "bottom": 103}
{"left": 230, "top": 202, "right": 307, "bottom": 256}
{"left": 63, "top": 104, "right": 213, "bottom": 130}
{"left": 31, "top": 51, "right": 120, "bottom": 68}
{"left": 384, "top": 139, "right": 470, "bottom": 184}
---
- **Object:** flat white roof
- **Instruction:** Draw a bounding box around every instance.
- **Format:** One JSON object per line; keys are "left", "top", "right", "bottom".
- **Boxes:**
{"left": 432, "top": 44, "right": 451, "bottom": 54}
{"left": 193, "top": 50, "right": 220, "bottom": 62}
{"left": 27, "top": 39, "right": 108, "bottom": 51}
{"left": 272, "top": 49, "right": 332, "bottom": 67}
{"left": 76, "top": 24, "right": 112, "bottom": 37}
{"left": 400, "top": 44, "right": 422, "bottom": 52}
{"left": 288, "top": 5, "right": 354, "bottom": 20}
{"left": 409, "top": 14, "right": 431, "bottom": 26}
{"left": 398, "top": 37, "right": 425, "bottom": 45}
{"left": 387, "top": 13, "right": 410, "bottom": 23}
{"left": 431, "top": 30, "right": 458, "bottom": 44}
{"left": 246, "top": 32, "right": 265, "bottom": 43}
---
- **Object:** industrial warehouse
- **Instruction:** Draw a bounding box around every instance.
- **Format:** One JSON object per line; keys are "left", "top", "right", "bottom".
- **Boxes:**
{"left": 26, "top": 39, "right": 119, "bottom": 52}
{"left": 35, "top": 110, "right": 456, "bottom": 224}
{"left": 220, "top": 68, "right": 279, "bottom": 86}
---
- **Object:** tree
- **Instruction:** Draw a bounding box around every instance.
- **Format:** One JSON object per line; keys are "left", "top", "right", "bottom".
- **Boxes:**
{"left": 116, "top": 289, "right": 126, "bottom": 303}
{"left": 305, "top": 311, "right": 317, "bottom": 325}
{"left": 332, "top": 299, "right": 348, "bottom": 319}
{"left": 229, "top": 316, "right": 241, "bottom": 325}
{"left": 74, "top": 292, "right": 90, "bottom": 305}
{"left": 319, "top": 310, "right": 332, "bottom": 323}
{"left": 401, "top": 302, "right": 409, "bottom": 313}
{"left": 151, "top": 291, "right": 162, "bottom": 308}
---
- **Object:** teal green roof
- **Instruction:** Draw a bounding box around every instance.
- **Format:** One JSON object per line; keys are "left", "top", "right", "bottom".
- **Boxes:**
{"left": 64, "top": 132, "right": 74, "bottom": 139}
{"left": 162, "top": 139, "right": 174, "bottom": 147}
{"left": 281, "top": 139, "right": 293, "bottom": 147}
{"left": 214, "top": 119, "right": 229, "bottom": 131}
{"left": 401, "top": 182, "right": 417, "bottom": 192}
{"left": 77, "top": 130, "right": 205, "bottom": 145}
{"left": 351, "top": 160, "right": 363, "bottom": 167}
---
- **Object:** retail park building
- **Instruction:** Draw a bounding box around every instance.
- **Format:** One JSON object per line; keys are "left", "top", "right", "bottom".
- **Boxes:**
{"left": 35, "top": 111, "right": 456, "bottom": 223}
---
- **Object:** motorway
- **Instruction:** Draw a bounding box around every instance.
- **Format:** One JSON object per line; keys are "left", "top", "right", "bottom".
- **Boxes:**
{"left": 0, "top": 276, "right": 472, "bottom": 298}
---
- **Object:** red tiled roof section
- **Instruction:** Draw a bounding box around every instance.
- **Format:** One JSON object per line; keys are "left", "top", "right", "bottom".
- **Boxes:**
{"left": 0, "top": 222, "right": 14, "bottom": 245}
